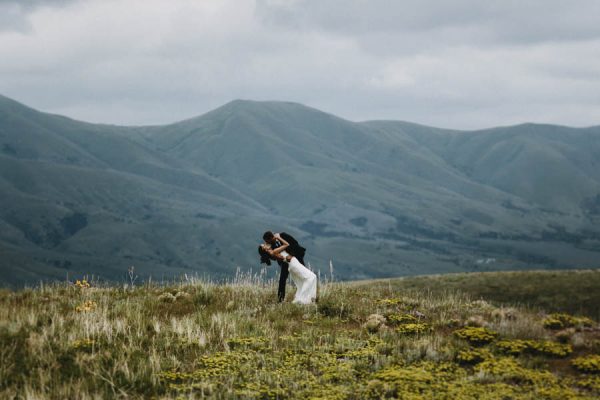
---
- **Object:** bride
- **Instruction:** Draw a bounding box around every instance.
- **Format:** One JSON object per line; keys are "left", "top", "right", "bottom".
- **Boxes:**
{"left": 258, "top": 236, "right": 317, "bottom": 304}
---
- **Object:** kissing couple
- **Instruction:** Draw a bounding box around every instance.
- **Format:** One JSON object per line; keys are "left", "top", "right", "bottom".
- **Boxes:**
{"left": 258, "top": 231, "right": 317, "bottom": 304}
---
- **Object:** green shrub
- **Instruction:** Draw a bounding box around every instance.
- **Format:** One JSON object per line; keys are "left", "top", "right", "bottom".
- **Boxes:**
{"left": 456, "top": 348, "right": 491, "bottom": 365}
{"left": 496, "top": 339, "right": 572, "bottom": 358}
{"left": 386, "top": 313, "right": 419, "bottom": 325}
{"left": 454, "top": 327, "right": 498, "bottom": 345}
{"left": 572, "top": 355, "right": 600, "bottom": 374}
{"left": 376, "top": 297, "right": 420, "bottom": 308}
{"left": 542, "top": 313, "right": 595, "bottom": 330}
{"left": 396, "top": 323, "right": 430, "bottom": 335}
{"left": 227, "top": 337, "right": 268, "bottom": 351}
{"left": 528, "top": 341, "right": 572, "bottom": 358}
{"left": 495, "top": 340, "right": 531, "bottom": 355}
{"left": 477, "top": 357, "right": 556, "bottom": 385}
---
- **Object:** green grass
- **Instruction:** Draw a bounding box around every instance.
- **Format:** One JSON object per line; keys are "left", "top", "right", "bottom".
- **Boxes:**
{"left": 362, "top": 269, "right": 600, "bottom": 319}
{"left": 0, "top": 270, "right": 599, "bottom": 399}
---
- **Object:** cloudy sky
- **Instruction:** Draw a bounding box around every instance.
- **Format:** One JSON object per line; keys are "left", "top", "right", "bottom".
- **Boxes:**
{"left": 1, "top": 0, "right": 599, "bottom": 129}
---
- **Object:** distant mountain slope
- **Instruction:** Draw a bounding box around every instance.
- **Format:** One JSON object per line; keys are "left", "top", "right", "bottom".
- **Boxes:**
{"left": 1, "top": 94, "right": 599, "bottom": 286}
{"left": 365, "top": 120, "right": 600, "bottom": 212}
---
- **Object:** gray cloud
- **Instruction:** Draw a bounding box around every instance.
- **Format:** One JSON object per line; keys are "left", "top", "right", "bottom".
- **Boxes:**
{"left": 0, "top": 0, "right": 599, "bottom": 129}
{"left": 0, "top": 0, "right": 77, "bottom": 32}
{"left": 257, "top": 1, "right": 600, "bottom": 44}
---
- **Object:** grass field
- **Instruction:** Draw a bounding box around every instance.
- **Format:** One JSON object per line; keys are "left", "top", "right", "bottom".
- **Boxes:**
{"left": 0, "top": 270, "right": 599, "bottom": 399}
{"left": 359, "top": 269, "right": 600, "bottom": 319}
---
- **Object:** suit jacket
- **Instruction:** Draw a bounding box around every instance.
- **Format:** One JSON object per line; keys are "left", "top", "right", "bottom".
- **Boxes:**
{"left": 275, "top": 232, "right": 306, "bottom": 267}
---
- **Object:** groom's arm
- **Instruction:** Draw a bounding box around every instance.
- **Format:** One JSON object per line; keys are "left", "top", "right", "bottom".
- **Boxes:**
{"left": 279, "top": 232, "right": 305, "bottom": 257}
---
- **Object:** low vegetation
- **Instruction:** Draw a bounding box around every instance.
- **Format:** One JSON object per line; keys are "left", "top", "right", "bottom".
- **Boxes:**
{"left": 0, "top": 270, "right": 599, "bottom": 399}
{"left": 363, "top": 269, "right": 600, "bottom": 318}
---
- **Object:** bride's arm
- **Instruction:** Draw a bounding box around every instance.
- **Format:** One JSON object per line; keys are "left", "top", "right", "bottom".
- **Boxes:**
{"left": 271, "top": 234, "right": 290, "bottom": 255}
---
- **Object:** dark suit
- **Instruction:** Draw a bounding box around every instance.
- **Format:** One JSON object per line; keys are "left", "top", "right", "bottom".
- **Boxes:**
{"left": 275, "top": 232, "right": 306, "bottom": 302}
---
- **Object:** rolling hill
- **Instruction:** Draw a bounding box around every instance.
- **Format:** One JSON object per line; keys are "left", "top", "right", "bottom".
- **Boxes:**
{"left": 1, "top": 94, "right": 600, "bottom": 286}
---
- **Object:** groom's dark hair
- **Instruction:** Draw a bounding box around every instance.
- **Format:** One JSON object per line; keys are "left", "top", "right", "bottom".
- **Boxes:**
{"left": 258, "top": 245, "right": 272, "bottom": 266}
{"left": 262, "top": 231, "right": 275, "bottom": 241}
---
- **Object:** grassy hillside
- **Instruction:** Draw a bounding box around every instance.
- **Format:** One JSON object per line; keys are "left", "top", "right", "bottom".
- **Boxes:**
{"left": 356, "top": 269, "right": 600, "bottom": 319}
{"left": 1, "top": 270, "right": 599, "bottom": 398}
{"left": 2, "top": 94, "right": 600, "bottom": 286}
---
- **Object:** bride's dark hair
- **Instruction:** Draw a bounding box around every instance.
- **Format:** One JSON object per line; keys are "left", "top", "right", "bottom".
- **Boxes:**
{"left": 258, "top": 245, "right": 272, "bottom": 266}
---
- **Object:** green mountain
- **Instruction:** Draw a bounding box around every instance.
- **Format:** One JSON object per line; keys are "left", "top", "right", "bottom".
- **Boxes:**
{"left": 1, "top": 94, "right": 599, "bottom": 286}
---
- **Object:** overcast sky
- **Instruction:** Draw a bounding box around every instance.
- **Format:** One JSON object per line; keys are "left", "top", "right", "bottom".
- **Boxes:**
{"left": 1, "top": 0, "right": 599, "bottom": 129}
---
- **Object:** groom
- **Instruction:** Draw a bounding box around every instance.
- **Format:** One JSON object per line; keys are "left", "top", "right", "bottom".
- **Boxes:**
{"left": 262, "top": 230, "right": 306, "bottom": 302}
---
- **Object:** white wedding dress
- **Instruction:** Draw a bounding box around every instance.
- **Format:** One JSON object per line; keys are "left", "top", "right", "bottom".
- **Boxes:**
{"left": 280, "top": 250, "right": 317, "bottom": 304}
